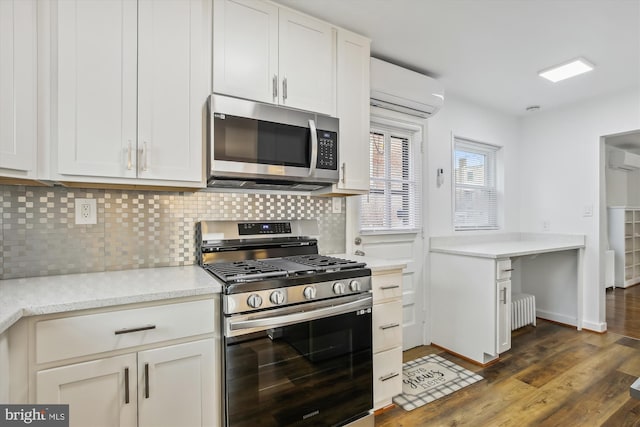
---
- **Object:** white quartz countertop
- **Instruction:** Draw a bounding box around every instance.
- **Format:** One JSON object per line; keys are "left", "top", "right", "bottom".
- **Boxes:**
{"left": 429, "top": 233, "right": 586, "bottom": 259}
{"left": 0, "top": 266, "right": 220, "bottom": 335}
{"left": 329, "top": 254, "right": 407, "bottom": 272}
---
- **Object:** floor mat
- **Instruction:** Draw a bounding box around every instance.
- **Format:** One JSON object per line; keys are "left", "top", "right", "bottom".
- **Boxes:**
{"left": 392, "top": 353, "right": 484, "bottom": 411}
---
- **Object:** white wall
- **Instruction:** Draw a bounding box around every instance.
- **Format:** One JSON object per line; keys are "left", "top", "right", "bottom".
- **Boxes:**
{"left": 427, "top": 92, "right": 521, "bottom": 235}
{"left": 519, "top": 89, "right": 640, "bottom": 332}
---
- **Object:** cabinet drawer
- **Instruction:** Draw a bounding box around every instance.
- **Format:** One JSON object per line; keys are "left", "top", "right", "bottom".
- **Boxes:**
{"left": 373, "top": 346, "right": 402, "bottom": 409}
{"left": 496, "top": 259, "right": 512, "bottom": 280}
{"left": 36, "top": 299, "right": 215, "bottom": 364}
{"left": 373, "top": 300, "right": 402, "bottom": 352}
{"left": 372, "top": 272, "right": 402, "bottom": 302}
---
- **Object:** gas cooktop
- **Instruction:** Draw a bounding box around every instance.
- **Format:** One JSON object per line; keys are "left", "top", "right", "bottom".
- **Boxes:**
{"left": 203, "top": 254, "right": 367, "bottom": 284}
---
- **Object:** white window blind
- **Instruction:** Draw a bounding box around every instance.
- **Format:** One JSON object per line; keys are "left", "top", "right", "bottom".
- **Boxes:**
{"left": 453, "top": 137, "right": 499, "bottom": 230}
{"left": 360, "top": 126, "right": 421, "bottom": 232}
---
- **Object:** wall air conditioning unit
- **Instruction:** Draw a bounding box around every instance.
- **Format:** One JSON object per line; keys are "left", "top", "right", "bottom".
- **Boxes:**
{"left": 370, "top": 57, "right": 444, "bottom": 118}
{"left": 609, "top": 149, "right": 640, "bottom": 171}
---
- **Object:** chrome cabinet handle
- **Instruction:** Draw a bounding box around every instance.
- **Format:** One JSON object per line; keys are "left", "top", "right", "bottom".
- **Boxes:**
{"left": 380, "top": 323, "right": 401, "bottom": 330}
{"left": 272, "top": 75, "right": 278, "bottom": 99}
{"left": 380, "top": 285, "right": 400, "bottom": 290}
{"left": 308, "top": 119, "right": 318, "bottom": 176}
{"left": 500, "top": 287, "right": 507, "bottom": 304}
{"left": 379, "top": 373, "right": 400, "bottom": 382}
{"left": 127, "top": 141, "right": 133, "bottom": 170}
{"left": 503, "top": 268, "right": 514, "bottom": 272}
{"left": 141, "top": 142, "right": 149, "bottom": 172}
{"left": 144, "top": 363, "right": 150, "bottom": 399}
{"left": 114, "top": 325, "right": 156, "bottom": 335}
{"left": 341, "top": 163, "right": 346, "bottom": 184}
{"left": 124, "top": 367, "right": 130, "bottom": 404}
{"left": 282, "top": 77, "right": 287, "bottom": 101}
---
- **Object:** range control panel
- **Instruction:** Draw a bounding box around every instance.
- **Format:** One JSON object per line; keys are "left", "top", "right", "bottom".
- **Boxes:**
{"left": 316, "top": 130, "right": 338, "bottom": 170}
{"left": 238, "top": 222, "right": 292, "bottom": 235}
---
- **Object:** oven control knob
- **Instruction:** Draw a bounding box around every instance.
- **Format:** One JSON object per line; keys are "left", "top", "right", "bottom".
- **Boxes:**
{"left": 303, "top": 286, "right": 317, "bottom": 300}
{"left": 333, "top": 282, "right": 346, "bottom": 295}
{"left": 349, "top": 280, "right": 362, "bottom": 292}
{"left": 247, "top": 294, "right": 263, "bottom": 309}
{"left": 270, "top": 290, "right": 285, "bottom": 305}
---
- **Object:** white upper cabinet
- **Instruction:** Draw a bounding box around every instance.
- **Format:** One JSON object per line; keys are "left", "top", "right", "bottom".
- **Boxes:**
{"left": 0, "top": 0, "right": 37, "bottom": 179}
{"left": 137, "top": 0, "right": 209, "bottom": 182}
{"left": 213, "top": 0, "right": 336, "bottom": 116}
{"left": 56, "top": 0, "right": 138, "bottom": 179}
{"left": 334, "top": 29, "right": 370, "bottom": 193}
{"left": 213, "top": 0, "right": 278, "bottom": 104}
{"left": 277, "top": 9, "right": 335, "bottom": 115}
{"left": 54, "top": 0, "right": 210, "bottom": 186}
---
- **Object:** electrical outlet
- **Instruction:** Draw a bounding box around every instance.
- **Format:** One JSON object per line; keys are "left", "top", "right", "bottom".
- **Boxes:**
{"left": 332, "top": 197, "right": 342, "bottom": 214}
{"left": 542, "top": 220, "right": 551, "bottom": 231}
{"left": 75, "top": 198, "right": 97, "bottom": 225}
{"left": 583, "top": 205, "right": 593, "bottom": 217}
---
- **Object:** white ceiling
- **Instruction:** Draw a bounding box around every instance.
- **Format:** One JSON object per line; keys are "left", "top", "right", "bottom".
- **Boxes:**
{"left": 274, "top": 0, "right": 640, "bottom": 117}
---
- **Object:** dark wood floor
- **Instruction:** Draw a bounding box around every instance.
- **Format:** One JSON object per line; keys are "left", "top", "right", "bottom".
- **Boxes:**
{"left": 375, "top": 319, "right": 640, "bottom": 426}
{"left": 607, "top": 284, "right": 640, "bottom": 339}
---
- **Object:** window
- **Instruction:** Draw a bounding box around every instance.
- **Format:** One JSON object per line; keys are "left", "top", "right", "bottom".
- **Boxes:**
{"left": 453, "top": 137, "right": 499, "bottom": 230}
{"left": 360, "top": 124, "right": 421, "bottom": 232}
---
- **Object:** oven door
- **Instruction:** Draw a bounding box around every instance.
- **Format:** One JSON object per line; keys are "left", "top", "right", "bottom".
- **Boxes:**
{"left": 223, "top": 294, "right": 373, "bottom": 427}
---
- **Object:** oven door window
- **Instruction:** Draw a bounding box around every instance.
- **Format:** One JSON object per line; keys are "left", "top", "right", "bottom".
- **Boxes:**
{"left": 214, "top": 115, "right": 311, "bottom": 168}
{"left": 224, "top": 310, "right": 373, "bottom": 427}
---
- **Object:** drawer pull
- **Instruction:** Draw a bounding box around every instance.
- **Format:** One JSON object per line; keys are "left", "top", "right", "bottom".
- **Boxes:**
{"left": 145, "top": 363, "right": 150, "bottom": 399}
{"left": 380, "top": 323, "right": 401, "bottom": 330}
{"left": 379, "top": 372, "right": 400, "bottom": 382}
{"left": 124, "top": 367, "right": 130, "bottom": 404}
{"left": 380, "top": 285, "right": 400, "bottom": 290}
{"left": 502, "top": 268, "right": 514, "bottom": 272}
{"left": 114, "top": 325, "right": 156, "bottom": 335}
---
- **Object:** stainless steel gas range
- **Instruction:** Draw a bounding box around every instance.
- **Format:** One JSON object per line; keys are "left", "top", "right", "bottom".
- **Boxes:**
{"left": 198, "top": 220, "right": 374, "bottom": 427}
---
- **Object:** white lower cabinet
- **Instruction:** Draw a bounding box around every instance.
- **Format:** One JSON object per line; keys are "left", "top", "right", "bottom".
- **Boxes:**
{"left": 496, "top": 279, "right": 512, "bottom": 354}
{"left": 431, "top": 253, "right": 512, "bottom": 365}
{"left": 37, "top": 354, "right": 138, "bottom": 427}
{"left": 32, "top": 298, "right": 219, "bottom": 427}
{"left": 371, "top": 270, "right": 403, "bottom": 411}
{"left": 138, "top": 340, "right": 215, "bottom": 427}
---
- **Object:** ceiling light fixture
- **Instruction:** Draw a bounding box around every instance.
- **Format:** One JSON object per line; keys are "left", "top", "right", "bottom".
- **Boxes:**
{"left": 538, "top": 57, "right": 594, "bottom": 83}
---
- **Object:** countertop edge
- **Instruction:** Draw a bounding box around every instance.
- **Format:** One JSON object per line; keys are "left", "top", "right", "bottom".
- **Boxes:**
{"left": 430, "top": 244, "right": 585, "bottom": 259}
{"left": 0, "top": 266, "right": 221, "bottom": 335}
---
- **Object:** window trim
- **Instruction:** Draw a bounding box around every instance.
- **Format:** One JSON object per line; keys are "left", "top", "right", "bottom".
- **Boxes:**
{"left": 451, "top": 135, "right": 501, "bottom": 231}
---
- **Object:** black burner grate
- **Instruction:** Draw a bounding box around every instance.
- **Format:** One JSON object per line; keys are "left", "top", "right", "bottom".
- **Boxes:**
{"left": 204, "top": 260, "right": 287, "bottom": 282}
{"left": 284, "top": 255, "right": 366, "bottom": 271}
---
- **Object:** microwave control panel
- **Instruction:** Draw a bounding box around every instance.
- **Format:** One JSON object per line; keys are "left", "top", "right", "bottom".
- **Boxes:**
{"left": 317, "top": 130, "right": 338, "bottom": 170}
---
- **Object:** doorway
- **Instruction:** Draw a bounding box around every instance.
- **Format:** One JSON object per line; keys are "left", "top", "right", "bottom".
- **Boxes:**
{"left": 602, "top": 129, "right": 640, "bottom": 339}
{"left": 346, "top": 108, "right": 427, "bottom": 350}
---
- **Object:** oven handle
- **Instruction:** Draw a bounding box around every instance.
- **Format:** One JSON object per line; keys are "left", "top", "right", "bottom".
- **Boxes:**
{"left": 229, "top": 295, "right": 372, "bottom": 332}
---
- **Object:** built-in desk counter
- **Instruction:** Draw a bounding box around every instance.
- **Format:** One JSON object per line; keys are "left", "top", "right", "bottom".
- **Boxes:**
{"left": 430, "top": 233, "right": 585, "bottom": 365}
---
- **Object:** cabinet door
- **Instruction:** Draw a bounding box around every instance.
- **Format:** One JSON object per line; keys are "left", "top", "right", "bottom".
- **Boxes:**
{"left": 278, "top": 9, "right": 335, "bottom": 115}
{"left": 0, "top": 0, "right": 37, "bottom": 175}
{"left": 37, "top": 354, "right": 138, "bottom": 427}
{"left": 335, "top": 29, "right": 370, "bottom": 192}
{"left": 212, "top": 0, "right": 278, "bottom": 104}
{"left": 56, "top": 0, "right": 137, "bottom": 178}
{"left": 138, "top": 0, "right": 209, "bottom": 183}
{"left": 138, "top": 339, "right": 216, "bottom": 427}
{"left": 496, "top": 279, "right": 511, "bottom": 354}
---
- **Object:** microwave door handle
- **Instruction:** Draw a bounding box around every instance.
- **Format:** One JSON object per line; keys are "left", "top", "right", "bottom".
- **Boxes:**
{"left": 308, "top": 119, "right": 318, "bottom": 176}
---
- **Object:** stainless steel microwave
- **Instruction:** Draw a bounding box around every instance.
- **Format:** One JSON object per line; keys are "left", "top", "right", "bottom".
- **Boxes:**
{"left": 207, "top": 94, "right": 339, "bottom": 191}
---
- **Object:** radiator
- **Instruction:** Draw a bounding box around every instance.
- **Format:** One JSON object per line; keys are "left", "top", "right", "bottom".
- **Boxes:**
{"left": 511, "top": 293, "right": 536, "bottom": 330}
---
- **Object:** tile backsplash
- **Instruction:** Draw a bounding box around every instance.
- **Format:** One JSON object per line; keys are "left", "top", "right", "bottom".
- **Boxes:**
{"left": 0, "top": 185, "right": 346, "bottom": 280}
